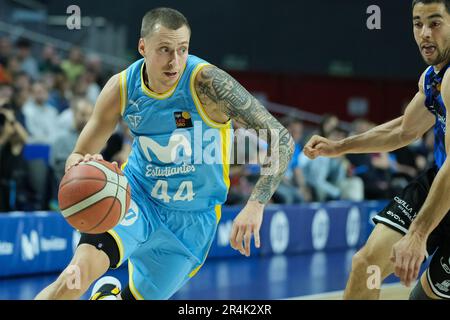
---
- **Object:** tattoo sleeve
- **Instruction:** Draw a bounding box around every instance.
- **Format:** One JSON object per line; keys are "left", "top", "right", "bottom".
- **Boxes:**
{"left": 195, "top": 66, "right": 295, "bottom": 204}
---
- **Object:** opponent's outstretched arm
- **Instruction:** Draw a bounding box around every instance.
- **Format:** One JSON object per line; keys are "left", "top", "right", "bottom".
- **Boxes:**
{"left": 304, "top": 73, "right": 435, "bottom": 159}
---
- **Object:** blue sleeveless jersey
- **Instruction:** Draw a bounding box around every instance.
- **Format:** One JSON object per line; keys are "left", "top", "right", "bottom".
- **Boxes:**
{"left": 424, "top": 64, "right": 449, "bottom": 169}
{"left": 117, "top": 55, "right": 232, "bottom": 211}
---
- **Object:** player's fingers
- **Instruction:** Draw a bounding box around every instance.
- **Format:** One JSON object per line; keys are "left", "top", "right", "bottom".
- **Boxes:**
{"left": 303, "top": 147, "right": 312, "bottom": 158}
{"left": 399, "top": 254, "right": 410, "bottom": 285}
{"left": 112, "top": 161, "right": 119, "bottom": 169}
{"left": 66, "top": 163, "right": 76, "bottom": 172}
{"left": 83, "top": 153, "right": 92, "bottom": 162}
{"left": 404, "top": 258, "right": 413, "bottom": 286}
{"left": 243, "top": 227, "right": 252, "bottom": 257}
{"left": 93, "top": 154, "right": 104, "bottom": 161}
{"left": 67, "top": 159, "right": 80, "bottom": 169}
{"left": 406, "top": 257, "right": 421, "bottom": 287}
{"left": 254, "top": 226, "right": 261, "bottom": 248}
{"left": 67, "top": 157, "right": 84, "bottom": 171}
{"left": 305, "top": 135, "right": 320, "bottom": 147}
{"left": 229, "top": 223, "right": 239, "bottom": 250}
{"left": 304, "top": 146, "right": 318, "bottom": 159}
{"left": 236, "top": 225, "right": 246, "bottom": 255}
{"left": 413, "top": 258, "right": 422, "bottom": 284}
{"left": 304, "top": 138, "right": 318, "bottom": 150}
{"left": 392, "top": 249, "right": 402, "bottom": 277}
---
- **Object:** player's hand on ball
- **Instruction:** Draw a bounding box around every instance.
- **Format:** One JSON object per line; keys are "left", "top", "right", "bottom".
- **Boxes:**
{"left": 303, "top": 135, "right": 343, "bottom": 159}
{"left": 65, "top": 153, "right": 105, "bottom": 172}
{"left": 229, "top": 201, "right": 264, "bottom": 257}
{"left": 59, "top": 158, "right": 130, "bottom": 234}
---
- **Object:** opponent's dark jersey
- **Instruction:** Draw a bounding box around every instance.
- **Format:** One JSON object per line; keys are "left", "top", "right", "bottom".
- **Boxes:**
{"left": 423, "top": 64, "right": 449, "bottom": 169}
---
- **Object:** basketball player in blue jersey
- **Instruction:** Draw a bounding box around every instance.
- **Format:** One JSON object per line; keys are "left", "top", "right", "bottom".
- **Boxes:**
{"left": 35, "top": 8, "right": 294, "bottom": 300}
{"left": 304, "top": 0, "right": 450, "bottom": 300}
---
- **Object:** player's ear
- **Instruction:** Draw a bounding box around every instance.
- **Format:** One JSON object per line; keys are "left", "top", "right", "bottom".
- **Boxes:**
{"left": 138, "top": 38, "right": 145, "bottom": 57}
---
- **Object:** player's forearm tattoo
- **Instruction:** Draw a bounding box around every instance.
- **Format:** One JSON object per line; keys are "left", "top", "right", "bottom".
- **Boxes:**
{"left": 196, "top": 66, "right": 295, "bottom": 204}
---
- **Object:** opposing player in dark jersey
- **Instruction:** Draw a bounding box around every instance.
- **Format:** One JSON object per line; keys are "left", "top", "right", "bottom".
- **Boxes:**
{"left": 304, "top": 0, "right": 450, "bottom": 299}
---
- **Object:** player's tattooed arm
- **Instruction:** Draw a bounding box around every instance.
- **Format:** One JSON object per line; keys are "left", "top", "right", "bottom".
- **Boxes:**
{"left": 195, "top": 65, "right": 295, "bottom": 204}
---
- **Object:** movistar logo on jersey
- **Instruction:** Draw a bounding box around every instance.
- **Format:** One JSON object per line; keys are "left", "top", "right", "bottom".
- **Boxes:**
{"left": 139, "top": 133, "right": 192, "bottom": 164}
{"left": 138, "top": 121, "right": 225, "bottom": 166}
{"left": 136, "top": 120, "right": 279, "bottom": 176}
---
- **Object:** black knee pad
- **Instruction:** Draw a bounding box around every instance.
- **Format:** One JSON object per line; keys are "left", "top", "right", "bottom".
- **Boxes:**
{"left": 425, "top": 244, "right": 450, "bottom": 299}
{"left": 77, "top": 232, "right": 120, "bottom": 268}
{"left": 409, "top": 280, "right": 433, "bottom": 300}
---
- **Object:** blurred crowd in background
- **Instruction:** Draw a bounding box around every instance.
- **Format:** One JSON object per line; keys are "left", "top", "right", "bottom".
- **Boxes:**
{"left": 0, "top": 36, "right": 131, "bottom": 211}
{"left": 0, "top": 35, "right": 436, "bottom": 212}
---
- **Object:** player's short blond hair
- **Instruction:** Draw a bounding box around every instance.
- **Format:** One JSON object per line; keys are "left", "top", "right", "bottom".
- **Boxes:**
{"left": 140, "top": 7, "right": 191, "bottom": 39}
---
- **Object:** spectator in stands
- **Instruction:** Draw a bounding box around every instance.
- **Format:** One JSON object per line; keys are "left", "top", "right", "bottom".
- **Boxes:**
{"left": 417, "top": 129, "right": 435, "bottom": 169}
{"left": 15, "top": 38, "right": 39, "bottom": 80}
{"left": 13, "top": 71, "right": 31, "bottom": 92}
{"left": 51, "top": 98, "right": 94, "bottom": 184}
{"left": 303, "top": 113, "right": 340, "bottom": 144}
{"left": 72, "top": 73, "right": 89, "bottom": 99}
{"left": 319, "top": 114, "right": 340, "bottom": 137}
{"left": 86, "top": 53, "right": 107, "bottom": 87}
{"left": 0, "top": 37, "right": 13, "bottom": 84}
{"left": 84, "top": 70, "right": 101, "bottom": 104}
{"left": 0, "top": 83, "right": 13, "bottom": 108}
{"left": 274, "top": 118, "right": 311, "bottom": 203}
{"left": 0, "top": 83, "right": 26, "bottom": 129}
{"left": 328, "top": 128, "right": 364, "bottom": 201}
{"left": 39, "top": 45, "right": 61, "bottom": 74}
{"left": 0, "top": 64, "right": 8, "bottom": 84}
{"left": 299, "top": 128, "right": 364, "bottom": 202}
{"left": 61, "top": 46, "right": 85, "bottom": 84}
{"left": 3, "top": 56, "right": 21, "bottom": 84}
{"left": 23, "top": 81, "right": 59, "bottom": 144}
{"left": 0, "top": 36, "right": 12, "bottom": 66}
{"left": 49, "top": 71, "right": 68, "bottom": 109}
{"left": 225, "top": 121, "right": 266, "bottom": 205}
{"left": 102, "top": 119, "right": 132, "bottom": 168}
{"left": 10, "top": 88, "right": 29, "bottom": 128}
{"left": 48, "top": 70, "right": 71, "bottom": 113}
{"left": 387, "top": 102, "right": 428, "bottom": 189}
{"left": 390, "top": 145, "right": 424, "bottom": 192}
{"left": 0, "top": 105, "right": 32, "bottom": 211}
{"left": 56, "top": 71, "right": 100, "bottom": 131}
{"left": 226, "top": 164, "right": 255, "bottom": 205}
{"left": 346, "top": 119, "right": 393, "bottom": 199}
{"left": 56, "top": 98, "right": 76, "bottom": 131}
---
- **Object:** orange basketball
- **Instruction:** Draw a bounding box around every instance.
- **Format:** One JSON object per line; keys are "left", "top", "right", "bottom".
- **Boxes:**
{"left": 58, "top": 160, "right": 131, "bottom": 234}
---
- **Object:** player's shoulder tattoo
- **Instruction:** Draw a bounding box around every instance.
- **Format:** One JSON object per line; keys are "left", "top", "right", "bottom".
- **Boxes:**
{"left": 195, "top": 65, "right": 280, "bottom": 131}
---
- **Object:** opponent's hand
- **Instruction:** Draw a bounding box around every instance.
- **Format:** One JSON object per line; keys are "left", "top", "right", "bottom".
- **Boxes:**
{"left": 303, "top": 135, "right": 343, "bottom": 159}
{"left": 229, "top": 200, "right": 264, "bottom": 257}
{"left": 65, "top": 153, "right": 104, "bottom": 172}
{"left": 390, "top": 232, "right": 426, "bottom": 287}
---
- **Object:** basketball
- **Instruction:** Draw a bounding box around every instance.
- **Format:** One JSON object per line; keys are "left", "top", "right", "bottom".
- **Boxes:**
{"left": 58, "top": 160, "right": 131, "bottom": 234}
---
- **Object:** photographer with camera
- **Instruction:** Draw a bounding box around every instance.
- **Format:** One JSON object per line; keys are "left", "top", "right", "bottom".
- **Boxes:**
{"left": 0, "top": 91, "right": 30, "bottom": 211}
